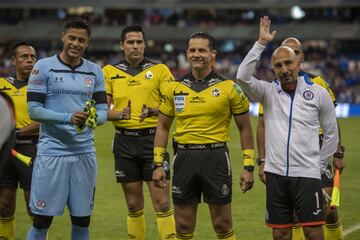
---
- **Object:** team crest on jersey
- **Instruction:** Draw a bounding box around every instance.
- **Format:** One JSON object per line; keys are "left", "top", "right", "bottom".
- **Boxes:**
{"left": 37, "top": 199, "right": 46, "bottom": 209}
{"left": 303, "top": 90, "right": 314, "bottom": 100}
{"left": 212, "top": 87, "right": 220, "bottom": 97}
{"left": 145, "top": 71, "right": 153, "bottom": 79}
{"left": 84, "top": 78, "right": 93, "bottom": 88}
{"left": 174, "top": 95, "right": 186, "bottom": 112}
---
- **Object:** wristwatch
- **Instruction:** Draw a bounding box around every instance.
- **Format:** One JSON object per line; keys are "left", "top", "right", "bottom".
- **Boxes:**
{"left": 152, "top": 162, "right": 164, "bottom": 170}
{"left": 256, "top": 158, "right": 265, "bottom": 166}
{"left": 333, "top": 145, "right": 345, "bottom": 159}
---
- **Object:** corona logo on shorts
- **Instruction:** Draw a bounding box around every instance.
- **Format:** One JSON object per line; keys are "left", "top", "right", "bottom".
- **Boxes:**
{"left": 37, "top": 199, "right": 46, "bottom": 209}
{"left": 174, "top": 95, "right": 186, "bottom": 112}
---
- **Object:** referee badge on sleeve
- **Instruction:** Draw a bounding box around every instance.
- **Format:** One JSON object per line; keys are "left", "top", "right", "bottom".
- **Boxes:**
{"left": 174, "top": 95, "right": 186, "bottom": 112}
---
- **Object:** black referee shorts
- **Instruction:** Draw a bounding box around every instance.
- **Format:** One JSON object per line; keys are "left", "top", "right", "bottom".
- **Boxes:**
{"left": 112, "top": 128, "right": 170, "bottom": 183}
{"left": 172, "top": 143, "right": 232, "bottom": 205}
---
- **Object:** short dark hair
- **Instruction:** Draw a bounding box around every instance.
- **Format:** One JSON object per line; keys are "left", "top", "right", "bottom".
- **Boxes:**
{"left": 120, "top": 25, "right": 145, "bottom": 43}
{"left": 10, "top": 41, "right": 36, "bottom": 57}
{"left": 187, "top": 32, "right": 216, "bottom": 50}
{"left": 63, "top": 17, "right": 91, "bottom": 37}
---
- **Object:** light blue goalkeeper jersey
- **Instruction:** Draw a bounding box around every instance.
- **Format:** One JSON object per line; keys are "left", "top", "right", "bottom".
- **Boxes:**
{"left": 27, "top": 55, "right": 107, "bottom": 156}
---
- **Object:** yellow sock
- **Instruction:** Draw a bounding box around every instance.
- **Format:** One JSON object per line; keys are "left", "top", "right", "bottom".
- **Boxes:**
{"left": 292, "top": 224, "right": 305, "bottom": 240}
{"left": 324, "top": 221, "right": 343, "bottom": 240}
{"left": 0, "top": 216, "right": 14, "bottom": 240}
{"left": 176, "top": 232, "right": 194, "bottom": 240}
{"left": 127, "top": 210, "right": 146, "bottom": 240}
{"left": 156, "top": 209, "right": 176, "bottom": 239}
{"left": 216, "top": 228, "right": 236, "bottom": 239}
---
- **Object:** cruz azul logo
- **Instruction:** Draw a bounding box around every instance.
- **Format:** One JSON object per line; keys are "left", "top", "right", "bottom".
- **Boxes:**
{"left": 174, "top": 95, "right": 186, "bottom": 112}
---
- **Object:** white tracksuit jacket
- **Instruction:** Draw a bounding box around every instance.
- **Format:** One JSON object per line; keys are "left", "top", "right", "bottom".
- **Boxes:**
{"left": 236, "top": 42, "right": 338, "bottom": 179}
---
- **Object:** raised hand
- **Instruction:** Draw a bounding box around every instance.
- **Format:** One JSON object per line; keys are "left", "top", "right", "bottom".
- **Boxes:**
{"left": 257, "top": 16, "right": 277, "bottom": 46}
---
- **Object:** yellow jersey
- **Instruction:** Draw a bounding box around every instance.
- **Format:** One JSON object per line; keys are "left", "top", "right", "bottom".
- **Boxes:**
{"left": 160, "top": 71, "right": 250, "bottom": 144}
{"left": 103, "top": 58, "right": 174, "bottom": 129}
{"left": 0, "top": 77, "right": 33, "bottom": 129}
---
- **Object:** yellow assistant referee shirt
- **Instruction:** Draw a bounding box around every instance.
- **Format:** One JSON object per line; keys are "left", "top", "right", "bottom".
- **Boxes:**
{"left": 160, "top": 71, "right": 250, "bottom": 144}
{"left": 0, "top": 77, "right": 32, "bottom": 129}
{"left": 103, "top": 58, "right": 174, "bottom": 129}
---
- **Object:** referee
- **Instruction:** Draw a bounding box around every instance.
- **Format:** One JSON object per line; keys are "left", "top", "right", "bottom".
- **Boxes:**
{"left": 103, "top": 25, "right": 175, "bottom": 239}
{"left": 153, "top": 32, "right": 255, "bottom": 240}
{"left": 0, "top": 42, "right": 38, "bottom": 239}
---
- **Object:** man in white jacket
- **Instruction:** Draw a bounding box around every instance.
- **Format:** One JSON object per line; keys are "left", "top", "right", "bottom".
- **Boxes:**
{"left": 236, "top": 16, "right": 338, "bottom": 240}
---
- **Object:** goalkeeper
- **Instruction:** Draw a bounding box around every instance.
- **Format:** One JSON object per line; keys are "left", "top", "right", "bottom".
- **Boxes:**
{"left": 153, "top": 32, "right": 254, "bottom": 240}
{"left": 26, "top": 17, "right": 107, "bottom": 240}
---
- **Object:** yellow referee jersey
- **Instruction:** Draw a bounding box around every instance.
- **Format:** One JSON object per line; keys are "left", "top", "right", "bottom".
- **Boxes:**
{"left": 258, "top": 72, "right": 336, "bottom": 134}
{"left": 160, "top": 71, "right": 250, "bottom": 144}
{"left": 103, "top": 58, "right": 174, "bottom": 129}
{"left": 0, "top": 77, "right": 33, "bottom": 129}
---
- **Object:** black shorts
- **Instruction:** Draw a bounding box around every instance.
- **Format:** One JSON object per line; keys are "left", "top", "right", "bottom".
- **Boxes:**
{"left": 113, "top": 128, "right": 170, "bottom": 183}
{"left": 172, "top": 143, "right": 232, "bottom": 205}
{"left": 265, "top": 172, "right": 324, "bottom": 228}
{"left": 0, "top": 136, "right": 37, "bottom": 190}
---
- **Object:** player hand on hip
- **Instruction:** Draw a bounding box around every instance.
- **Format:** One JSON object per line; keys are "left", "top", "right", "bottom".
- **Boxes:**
{"left": 240, "top": 170, "right": 254, "bottom": 193}
{"left": 153, "top": 167, "right": 166, "bottom": 189}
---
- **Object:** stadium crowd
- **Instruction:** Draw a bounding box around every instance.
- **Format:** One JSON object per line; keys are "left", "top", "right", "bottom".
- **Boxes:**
{"left": 1, "top": 41, "right": 359, "bottom": 103}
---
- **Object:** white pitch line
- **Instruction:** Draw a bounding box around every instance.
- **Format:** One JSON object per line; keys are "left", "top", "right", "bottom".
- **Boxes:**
{"left": 344, "top": 222, "right": 360, "bottom": 237}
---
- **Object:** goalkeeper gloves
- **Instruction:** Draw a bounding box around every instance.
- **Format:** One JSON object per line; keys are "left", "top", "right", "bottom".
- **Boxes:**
{"left": 76, "top": 100, "right": 98, "bottom": 132}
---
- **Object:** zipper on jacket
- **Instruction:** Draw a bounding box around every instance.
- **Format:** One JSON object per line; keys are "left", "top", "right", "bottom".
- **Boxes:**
{"left": 286, "top": 93, "right": 295, "bottom": 176}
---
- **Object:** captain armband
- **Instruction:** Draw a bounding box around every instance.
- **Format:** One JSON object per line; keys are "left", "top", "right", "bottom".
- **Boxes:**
{"left": 243, "top": 149, "right": 255, "bottom": 172}
{"left": 154, "top": 147, "right": 166, "bottom": 164}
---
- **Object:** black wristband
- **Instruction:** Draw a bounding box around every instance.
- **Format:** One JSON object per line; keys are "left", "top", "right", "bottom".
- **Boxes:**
{"left": 152, "top": 162, "right": 164, "bottom": 170}
{"left": 244, "top": 166, "right": 254, "bottom": 172}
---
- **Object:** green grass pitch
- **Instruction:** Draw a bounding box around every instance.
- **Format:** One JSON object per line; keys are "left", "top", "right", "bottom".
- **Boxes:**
{"left": 14, "top": 117, "right": 360, "bottom": 239}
